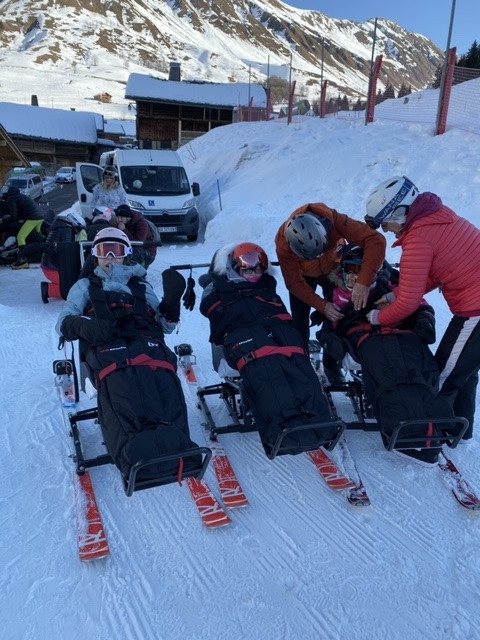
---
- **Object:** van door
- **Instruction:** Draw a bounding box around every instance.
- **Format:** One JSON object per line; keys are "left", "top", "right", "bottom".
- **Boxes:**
{"left": 76, "top": 162, "right": 103, "bottom": 217}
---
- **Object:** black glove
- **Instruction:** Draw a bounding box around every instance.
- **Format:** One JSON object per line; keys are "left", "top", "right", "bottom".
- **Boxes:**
{"left": 61, "top": 316, "right": 117, "bottom": 345}
{"left": 310, "top": 310, "right": 324, "bottom": 327}
{"left": 182, "top": 276, "right": 196, "bottom": 311}
{"left": 159, "top": 269, "right": 186, "bottom": 322}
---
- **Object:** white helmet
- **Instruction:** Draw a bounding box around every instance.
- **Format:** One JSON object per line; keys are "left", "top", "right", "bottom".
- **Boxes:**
{"left": 92, "top": 226, "right": 132, "bottom": 252}
{"left": 92, "top": 206, "right": 114, "bottom": 221}
{"left": 285, "top": 213, "right": 329, "bottom": 259}
{"left": 58, "top": 210, "right": 86, "bottom": 230}
{"left": 365, "top": 176, "right": 419, "bottom": 229}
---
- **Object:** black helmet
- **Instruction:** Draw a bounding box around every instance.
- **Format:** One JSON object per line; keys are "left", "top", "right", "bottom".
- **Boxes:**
{"left": 285, "top": 213, "right": 330, "bottom": 259}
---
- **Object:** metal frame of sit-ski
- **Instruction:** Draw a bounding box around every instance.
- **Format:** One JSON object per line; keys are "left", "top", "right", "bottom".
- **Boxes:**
{"left": 307, "top": 340, "right": 469, "bottom": 452}
{"left": 196, "top": 344, "right": 346, "bottom": 460}
{"left": 55, "top": 351, "right": 212, "bottom": 497}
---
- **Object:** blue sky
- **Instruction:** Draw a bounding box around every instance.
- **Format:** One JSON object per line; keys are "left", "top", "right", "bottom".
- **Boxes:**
{"left": 284, "top": 1, "right": 479, "bottom": 55}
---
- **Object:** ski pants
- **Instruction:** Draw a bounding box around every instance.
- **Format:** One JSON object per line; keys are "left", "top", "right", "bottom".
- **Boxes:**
{"left": 40, "top": 265, "right": 61, "bottom": 299}
{"left": 17, "top": 219, "right": 43, "bottom": 246}
{"left": 288, "top": 276, "right": 337, "bottom": 369}
{"left": 435, "top": 315, "right": 480, "bottom": 439}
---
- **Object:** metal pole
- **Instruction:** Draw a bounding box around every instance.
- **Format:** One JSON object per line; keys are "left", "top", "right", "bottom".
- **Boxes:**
{"left": 320, "top": 38, "right": 325, "bottom": 115}
{"left": 365, "top": 17, "right": 377, "bottom": 125}
{"left": 435, "top": 0, "right": 457, "bottom": 132}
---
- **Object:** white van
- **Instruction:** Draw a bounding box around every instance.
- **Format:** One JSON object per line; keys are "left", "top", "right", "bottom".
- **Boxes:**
{"left": 76, "top": 150, "right": 200, "bottom": 241}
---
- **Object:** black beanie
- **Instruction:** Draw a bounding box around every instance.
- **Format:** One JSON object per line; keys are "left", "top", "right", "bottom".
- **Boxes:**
{"left": 115, "top": 204, "right": 133, "bottom": 219}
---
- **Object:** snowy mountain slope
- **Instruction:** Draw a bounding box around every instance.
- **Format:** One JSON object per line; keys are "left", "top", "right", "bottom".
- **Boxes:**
{"left": 2, "top": 113, "right": 480, "bottom": 639}
{"left": 0, "top": 0, "right": 442, "bottom": 114}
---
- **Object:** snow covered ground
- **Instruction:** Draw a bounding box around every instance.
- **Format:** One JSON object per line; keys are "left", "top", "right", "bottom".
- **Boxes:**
{"left": 2, "top": 114, "right": 480, "bottom": 640}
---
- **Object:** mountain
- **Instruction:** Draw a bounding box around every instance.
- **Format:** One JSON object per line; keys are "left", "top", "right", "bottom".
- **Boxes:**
{"left": 0, "top": 0, "right": 443, "bottom": 113}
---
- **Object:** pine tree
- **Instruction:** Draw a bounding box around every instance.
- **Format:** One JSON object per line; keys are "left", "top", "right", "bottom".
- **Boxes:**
{"left": 398, "top": 83, "right": 411, "bottom": 98}
{"left": 383, "top": 83, "right": 395, "bottom": 100}
{"left": 458, "top": 40, "right": 480, "bottom": 69}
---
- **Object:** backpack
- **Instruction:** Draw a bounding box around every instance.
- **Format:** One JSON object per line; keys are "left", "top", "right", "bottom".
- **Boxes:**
{"left": 146, "top": 220, "right": 162, "bottom": 244}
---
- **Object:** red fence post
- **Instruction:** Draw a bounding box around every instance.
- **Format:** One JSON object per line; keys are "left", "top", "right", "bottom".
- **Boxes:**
{"left": 287, "top": 80, "right": 296, "bottom": 125}
{"left": 436, "top": 47, "right": 457, "bottom": 135}
{"left": 320, "top": 80, "right": 328, "bottom": 118}
{"left": 266, "top": 87, "right": 271, "bottom": 121}
{"left": 365, "top": 55, "right": 383, "bottom": 124}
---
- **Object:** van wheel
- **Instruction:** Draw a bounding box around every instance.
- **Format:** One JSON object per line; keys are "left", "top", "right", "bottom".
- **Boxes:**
{"left": 187, "top": 234, "right": 198, "bottom": 242}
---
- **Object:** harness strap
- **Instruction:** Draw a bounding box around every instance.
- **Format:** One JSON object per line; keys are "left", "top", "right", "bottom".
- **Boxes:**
{"left": 236, "top": 345, "right": 305, "bottom": 372}
{"left": 98, "top": 354, "right": 175, "bottom": 381}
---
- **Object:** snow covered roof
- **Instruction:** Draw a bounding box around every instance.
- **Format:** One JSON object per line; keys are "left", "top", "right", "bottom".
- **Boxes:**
{"left": 125, "top": 73, "right": 266, "bottom": 108}
{"left": 0, "top": 102, "right": 98, "bottom": 144}
{"left": 104, "top": 120, "right": 136, "bottom": 136}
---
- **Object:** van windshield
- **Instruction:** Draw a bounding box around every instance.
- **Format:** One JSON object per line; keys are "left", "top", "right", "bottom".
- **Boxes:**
{"left": 120, "top": 165, "right": 191, "bottom": 196}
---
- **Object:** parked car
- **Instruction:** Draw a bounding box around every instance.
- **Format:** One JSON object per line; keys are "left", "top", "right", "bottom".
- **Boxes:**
{"left": 55, "top": 166, "right": 77, "bottom": 183}
{"left": 0, "top": 173, "right": 44, "bottom": 201}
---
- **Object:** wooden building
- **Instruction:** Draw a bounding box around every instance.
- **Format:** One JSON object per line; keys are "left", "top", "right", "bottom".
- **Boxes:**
{"left": 0, "top": 103, "right": 100, "bottom": 174}
{"left": 125, "top": 66, "right": 267, "bottom": 150}
{"left": 0, "top": 123, "right": 31, "bottom": 184}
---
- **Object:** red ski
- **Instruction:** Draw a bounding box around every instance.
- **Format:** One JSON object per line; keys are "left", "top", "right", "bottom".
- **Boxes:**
{"left": 186, "top": 477, "right": 232, "bottom": 528}
{"left": 307, "top": 448, "right": 356, "bottom": 491}
{"left": 73, "top": 471, "right": 110, "bottom": 561}
{"left": 211, "top": 442, "right": 249, "bottom": 508}
{"left": 438, "top": 451, "right": 480, "bottom": 511}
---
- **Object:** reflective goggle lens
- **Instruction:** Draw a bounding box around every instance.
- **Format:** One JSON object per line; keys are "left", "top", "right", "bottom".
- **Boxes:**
{"left": 93, "top": 242, "right": 129, "bottom": 258}
{"left": 240, "top": 265, "right": 264, "bottom": 276}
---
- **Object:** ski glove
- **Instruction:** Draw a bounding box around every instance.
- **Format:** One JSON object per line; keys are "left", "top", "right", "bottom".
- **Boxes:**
{"left": 182, "top": 276, "right": 196, "bottom": 311}
{"left": 159, "top": 269, "right": 186, "bottom": 323}
{"left": 61, "top": 315, "right": 117, "bottom": 345}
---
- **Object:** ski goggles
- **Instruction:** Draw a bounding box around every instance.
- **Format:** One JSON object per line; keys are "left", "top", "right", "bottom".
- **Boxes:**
{"left": 92, "top": 242, "right": 132, "bottom": 258}
{"left": 240, "top": 264, "right": 265, "bottom": 277}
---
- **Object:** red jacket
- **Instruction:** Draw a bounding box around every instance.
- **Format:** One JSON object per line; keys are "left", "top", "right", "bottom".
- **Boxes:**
{"left": 275, "top": 203, "right": 386, "bottom": 313}
{"left": 378, "top": 193, "right": 480, "bottom": 325}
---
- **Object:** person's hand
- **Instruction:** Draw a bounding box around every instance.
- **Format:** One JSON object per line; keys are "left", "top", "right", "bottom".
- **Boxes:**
{"left": 323, "top": 302, "right": 344, "bottom": 322}
{"left": 351, "top": 282, "right": 369, "bottom": 311}
{"left": 374, "top": 292, "right": 396, "bottom": 310}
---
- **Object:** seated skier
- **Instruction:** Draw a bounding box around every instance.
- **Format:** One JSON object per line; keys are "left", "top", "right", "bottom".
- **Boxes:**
{"left": 314, "top": 245, "right": 458, "bottom": 466}
{"left": 56, "top": 227, "right": 202, "bottom": 482}
{"left": 199, "top": 242, "right": 343, "bottom": 458}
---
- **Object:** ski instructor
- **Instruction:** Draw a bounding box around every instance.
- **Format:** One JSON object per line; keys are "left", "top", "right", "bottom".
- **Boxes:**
{"left": 364, "top": 175, "right": 480, "bottom": 442}
{"left": 275, "top": 202, "right": 385, "bottom": 383}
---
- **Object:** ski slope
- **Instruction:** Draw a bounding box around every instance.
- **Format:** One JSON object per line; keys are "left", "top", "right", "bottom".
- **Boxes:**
{"left": 2, "top": 114, "right": 480, "bottom": 640}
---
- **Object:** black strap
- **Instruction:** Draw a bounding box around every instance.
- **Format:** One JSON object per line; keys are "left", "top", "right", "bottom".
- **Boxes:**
{"left": 87, "top": 275, "right": 148, "bottom": 320}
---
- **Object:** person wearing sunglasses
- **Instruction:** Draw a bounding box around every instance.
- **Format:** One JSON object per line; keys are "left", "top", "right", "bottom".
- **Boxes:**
{"left": 199, "top": 242, "right": 338, "bottom": 458}
{"left": 90, "top": 167, "right": 128, "bottom": 217}
{"left": 54, "top": 227, "right": 204, "bottom": 483}
{"left": 364, "top": 175, "right": 480, "bottom": 443}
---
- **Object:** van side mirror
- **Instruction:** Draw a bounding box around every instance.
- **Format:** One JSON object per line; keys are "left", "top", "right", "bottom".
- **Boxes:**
{"left": 192, "top": 182, "right": 200, "bottom": 196}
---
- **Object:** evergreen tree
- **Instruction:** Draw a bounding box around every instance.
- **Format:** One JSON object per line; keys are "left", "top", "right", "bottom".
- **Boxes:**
{"left": 398, "top": 83, "right": 412, "bottom": 98}
{"left": 383, "top": 83, "right": 395, "bottom": 100}
{"left": 375, "top": 89, "right": 385, "bottom": 104}
{"left": 341, "top": 94, "right": 350, "bottom": 110}
{"left": 458, "top": 40, "right": 480, "bottom": 68}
